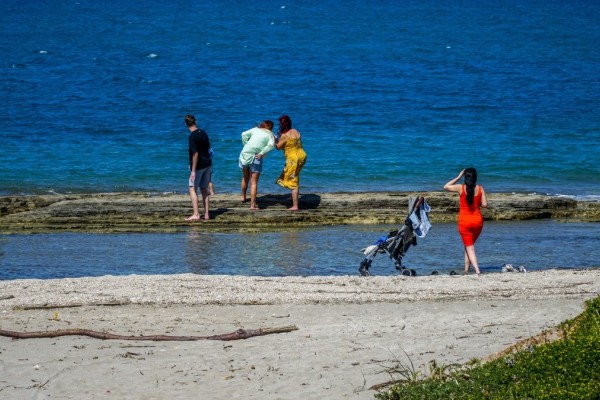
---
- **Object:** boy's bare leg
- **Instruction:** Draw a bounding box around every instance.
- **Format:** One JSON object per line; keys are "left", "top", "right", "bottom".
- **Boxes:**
{"left": 241, "top": 168, "right": 250, "bottom": 202}
{"left": 250, "top": 172, "right": 260, "bottom": 210}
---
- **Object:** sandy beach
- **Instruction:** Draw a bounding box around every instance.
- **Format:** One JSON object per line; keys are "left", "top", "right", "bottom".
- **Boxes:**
{"left": 1, "top": 270, "right": 598, "bottom": 399}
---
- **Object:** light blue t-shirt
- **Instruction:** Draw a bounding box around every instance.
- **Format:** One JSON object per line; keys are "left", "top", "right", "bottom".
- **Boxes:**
{"left": 239, "top": 127, "right": 276, "bottom": 166}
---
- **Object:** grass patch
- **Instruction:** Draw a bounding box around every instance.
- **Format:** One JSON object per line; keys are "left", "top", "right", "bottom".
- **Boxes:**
{"left": 375, "top": 296, "right": 600, "bottom": 400}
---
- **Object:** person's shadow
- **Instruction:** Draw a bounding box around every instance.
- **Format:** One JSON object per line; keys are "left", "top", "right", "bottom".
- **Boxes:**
{"left": 205, "top": 194, "right": 321, "bottom": 219}
{"left": 257, "top": 193, "right": 321, "bottom": 210}
{"left": 207, "top": 207, "right": 229, "bottom": 219}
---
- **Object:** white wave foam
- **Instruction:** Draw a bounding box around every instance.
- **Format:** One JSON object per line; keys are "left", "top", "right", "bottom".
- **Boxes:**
{"left": 510, "top": 192, "right": 600, "bottom": 202}
{"left": 553, "top": 193, "right": 600, "bottom": 202}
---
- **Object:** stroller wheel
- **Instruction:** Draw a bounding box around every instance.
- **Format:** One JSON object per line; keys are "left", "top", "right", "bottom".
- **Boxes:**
{"left": 359, "top": 260, "right": 371, "bottom": 277}
{"left": 400, "top": 269, "right": 412, "bottom": 277}
{"left": 430, "top": 270, "right": 439, "bottom": 275}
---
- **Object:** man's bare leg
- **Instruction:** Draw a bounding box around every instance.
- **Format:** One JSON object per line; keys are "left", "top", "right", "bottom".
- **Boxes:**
{"left": 201, "top": 187, "right": 210, "bottom": 220}
{"left": 186, "top": 187, "right": 200, "bottom": 220}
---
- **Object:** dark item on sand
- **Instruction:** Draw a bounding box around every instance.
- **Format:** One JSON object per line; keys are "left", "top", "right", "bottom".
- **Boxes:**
{"left": 359, "top": 196, "right": 431, "bottom": 277}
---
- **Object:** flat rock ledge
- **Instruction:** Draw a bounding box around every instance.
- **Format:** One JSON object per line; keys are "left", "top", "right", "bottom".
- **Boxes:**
{"left": 0, "top": 191, "right": 598, "bottom": 233}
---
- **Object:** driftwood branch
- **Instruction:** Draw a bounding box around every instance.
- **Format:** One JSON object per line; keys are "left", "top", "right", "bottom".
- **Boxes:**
{"left": 15, "top": 301, "right": 130, "bottom": 310}
{"left": 0, "top": 325, "right": 298, "bottom": 341}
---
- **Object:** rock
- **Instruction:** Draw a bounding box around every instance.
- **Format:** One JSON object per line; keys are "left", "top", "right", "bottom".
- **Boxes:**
{"left": 0, "top": 191, "right": 597, "bottom": 233}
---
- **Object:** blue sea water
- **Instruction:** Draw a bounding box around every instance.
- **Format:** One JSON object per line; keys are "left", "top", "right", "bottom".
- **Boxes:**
{"left": 1, "top": 0, "right": 599, "bottom": 198}
{"left": 1, "top": 1, "right": 599, "bottom": 279}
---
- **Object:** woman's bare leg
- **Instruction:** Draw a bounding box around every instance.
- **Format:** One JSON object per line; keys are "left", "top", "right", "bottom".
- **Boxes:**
{"left": 465, "top": 245, "right": 481, "bottom": 275}
{"left": 464, "top": 249, "right": 470, "bottom": 274}
{"left": 289, "top": 188, "right": 300, "bottom": 210}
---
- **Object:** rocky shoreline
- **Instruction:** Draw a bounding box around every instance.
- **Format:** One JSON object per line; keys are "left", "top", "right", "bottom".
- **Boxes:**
{"left": 1, "top": 191, "right": 598, "bottom": 233}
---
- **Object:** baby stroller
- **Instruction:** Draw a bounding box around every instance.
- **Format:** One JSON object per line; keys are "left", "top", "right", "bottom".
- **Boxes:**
{"left": 359, "top": 196, "right": 431, "bottom": 277}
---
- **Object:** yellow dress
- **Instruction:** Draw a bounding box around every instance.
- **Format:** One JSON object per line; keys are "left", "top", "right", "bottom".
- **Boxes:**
{"left": 276, "top": 137, "right": 307, "bottom": 189}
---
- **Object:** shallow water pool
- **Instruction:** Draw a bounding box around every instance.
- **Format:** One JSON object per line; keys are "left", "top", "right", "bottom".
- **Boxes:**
{"left": 1, "top": 220, "right": 599, "bottom": 280}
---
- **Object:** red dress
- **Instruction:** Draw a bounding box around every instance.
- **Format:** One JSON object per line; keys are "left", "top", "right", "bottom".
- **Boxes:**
{"left": 458, "top": 185, "right": 484, "bottom": 246}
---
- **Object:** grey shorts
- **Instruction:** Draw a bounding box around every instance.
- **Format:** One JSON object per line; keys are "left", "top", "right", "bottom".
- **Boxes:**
{"left": 240, "top": 157, "right": 263, "bottom": 173}
{"left": 189, "top": 166, "right": 212, "bottom": 190}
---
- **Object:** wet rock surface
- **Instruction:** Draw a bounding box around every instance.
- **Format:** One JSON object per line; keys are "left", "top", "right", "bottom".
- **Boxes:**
{"left": 0, "top": 191, "right": 598, "bottom": 233}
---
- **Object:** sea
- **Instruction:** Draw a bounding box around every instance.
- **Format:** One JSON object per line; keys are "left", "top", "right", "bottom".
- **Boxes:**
{"left": 1, "top": 0, "right": 599, "bottom": 280}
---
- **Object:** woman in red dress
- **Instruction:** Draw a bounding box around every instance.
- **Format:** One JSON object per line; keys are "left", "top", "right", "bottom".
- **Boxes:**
{"left": 444, "top": 168, "right": 488, "bottom": 275}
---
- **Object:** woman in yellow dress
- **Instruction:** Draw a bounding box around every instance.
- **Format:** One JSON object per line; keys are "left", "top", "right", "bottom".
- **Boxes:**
{"left": 275, "top": 115, "right": 307, "bottom": 211}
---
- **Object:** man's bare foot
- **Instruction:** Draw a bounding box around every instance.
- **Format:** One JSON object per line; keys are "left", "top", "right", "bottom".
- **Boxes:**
{"left": 287, "top": 207, "right": 299, "bottom": 211}
{"left": 186, "top": 215, "right": 200, "bottom": 221}
{"left": 241, "top": 198, "right": 248, "bottom": 203}
{"left": 249, "top": 206, "right": 259, "bottom": 211}
{"left": 202, "top": 215, "right": 210, "bottom": 221}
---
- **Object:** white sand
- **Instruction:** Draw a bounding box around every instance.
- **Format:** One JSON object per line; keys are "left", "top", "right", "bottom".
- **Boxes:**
{"left": 1, "top": 269, "right": 598, "bottom": 399}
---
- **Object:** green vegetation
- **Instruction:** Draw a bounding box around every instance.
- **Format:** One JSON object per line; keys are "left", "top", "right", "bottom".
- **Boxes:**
{"left": 375, "top": 296, "right": 600, "bottom": 400}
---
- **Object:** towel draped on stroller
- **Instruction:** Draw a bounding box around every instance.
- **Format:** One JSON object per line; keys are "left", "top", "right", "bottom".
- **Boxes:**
{"left": 359, "top": 196, "right": 431, "bottom": 277}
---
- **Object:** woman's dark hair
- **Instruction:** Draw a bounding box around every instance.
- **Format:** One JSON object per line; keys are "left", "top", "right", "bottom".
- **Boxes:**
{"left": 184, "top": 114, "right": 196, "bottom": 127}
{"left": 278, "top": 115, "right": 292, "bottom": 134}
{"left": 464, "top": 167, "right": 478, "bottom": 205}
